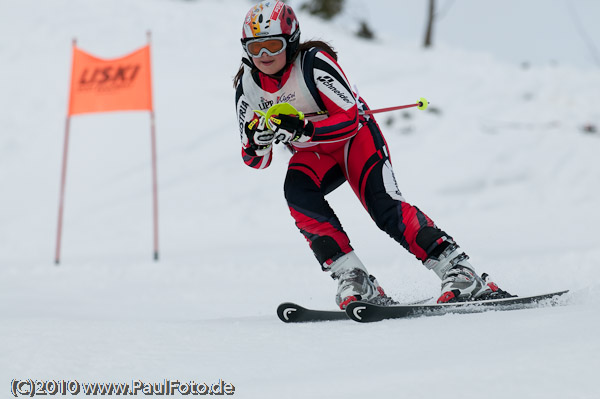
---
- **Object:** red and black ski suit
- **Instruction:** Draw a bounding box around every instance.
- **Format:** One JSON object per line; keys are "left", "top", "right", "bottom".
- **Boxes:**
{"left": 236, "top": 48, "right": 451, "bottom": 268}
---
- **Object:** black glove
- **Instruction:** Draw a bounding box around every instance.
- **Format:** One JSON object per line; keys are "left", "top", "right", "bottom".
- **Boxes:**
{"left": 269, "top": 114, "right": 314, "bottom": 144}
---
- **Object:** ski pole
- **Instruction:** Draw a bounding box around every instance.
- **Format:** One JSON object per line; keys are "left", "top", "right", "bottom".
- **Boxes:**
{"left": 303, "top": 97, "right": 429, "bottom": 118}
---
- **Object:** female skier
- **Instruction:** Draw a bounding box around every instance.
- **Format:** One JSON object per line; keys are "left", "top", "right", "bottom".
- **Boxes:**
{"left": 234, "top": 1, "right": 509, "bottom": 309}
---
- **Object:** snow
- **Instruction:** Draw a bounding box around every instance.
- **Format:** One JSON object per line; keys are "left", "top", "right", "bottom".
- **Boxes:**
{"left": 1, "top": 0, "right": 599, "bottom": 398}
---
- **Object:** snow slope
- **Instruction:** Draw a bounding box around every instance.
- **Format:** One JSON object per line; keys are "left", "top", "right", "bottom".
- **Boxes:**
{"left": 1, "top": 0, "right": 599, "bottom": 398}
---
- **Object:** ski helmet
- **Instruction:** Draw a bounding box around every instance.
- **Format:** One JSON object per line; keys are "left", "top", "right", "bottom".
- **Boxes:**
{"left": 241, "top": 1, "right": 301, "bottom": 64}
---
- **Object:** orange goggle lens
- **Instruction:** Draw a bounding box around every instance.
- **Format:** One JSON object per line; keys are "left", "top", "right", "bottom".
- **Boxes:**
{"left": 245, "top": 38, "right": 286, "bottom": 57}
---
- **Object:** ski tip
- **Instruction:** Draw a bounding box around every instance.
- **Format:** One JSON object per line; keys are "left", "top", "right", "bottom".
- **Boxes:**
{"left": 276, "top": 302, "right": 305, "bottom": 323}
{"left": 344, "top": 301, "right": 380, "bottom": 323}
{"left": 276, "top": 302, "right": 349, "bottom": 323}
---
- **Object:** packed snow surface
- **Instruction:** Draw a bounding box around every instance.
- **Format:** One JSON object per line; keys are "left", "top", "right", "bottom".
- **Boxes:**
{"left": 1, "top": 1, "right": 599, "bottom": 398}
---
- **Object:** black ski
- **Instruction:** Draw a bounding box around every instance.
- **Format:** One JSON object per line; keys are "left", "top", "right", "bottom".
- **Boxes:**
{"left": 277, "top": 302, "right": 348, "bottom": 323}
{"left": 345, "top": 290, "right": 570, "bottom": 323}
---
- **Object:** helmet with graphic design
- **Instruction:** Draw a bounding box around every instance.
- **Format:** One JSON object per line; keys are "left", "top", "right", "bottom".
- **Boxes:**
{"left": 241, "top": 1, "right": 301, "bottom": 64}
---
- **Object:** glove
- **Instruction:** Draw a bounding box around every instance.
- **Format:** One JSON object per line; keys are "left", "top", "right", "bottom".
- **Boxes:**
{"left": 242, "top": 111, "right": 275, "bottom": 157}
{"left": 269, "top": 114, "right": 314, "bottom": 144}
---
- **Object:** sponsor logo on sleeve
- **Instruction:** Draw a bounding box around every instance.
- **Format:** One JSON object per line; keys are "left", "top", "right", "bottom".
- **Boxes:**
{"left": 316, "top": 76, "right": 352, "bottom": 104}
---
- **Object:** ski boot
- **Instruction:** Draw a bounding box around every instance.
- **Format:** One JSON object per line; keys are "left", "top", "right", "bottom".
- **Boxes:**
{"left": 328, "top": 251, "right": 395, "bottom": 309}
{"left": 424, "top": 242, "right": 512, "bottom": 303}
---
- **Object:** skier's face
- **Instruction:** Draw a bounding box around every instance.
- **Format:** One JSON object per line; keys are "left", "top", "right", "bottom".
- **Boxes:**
{"left": 253, "top": 50, "right": 287, "bottom": 76}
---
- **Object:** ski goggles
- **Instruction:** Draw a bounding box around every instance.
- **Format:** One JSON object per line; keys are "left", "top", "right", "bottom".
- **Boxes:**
{"left": 243, "top": 37, "right": 287, "bottom": 58}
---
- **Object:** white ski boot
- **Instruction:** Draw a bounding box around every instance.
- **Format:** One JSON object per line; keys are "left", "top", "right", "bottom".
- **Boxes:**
{"left": 425, "top": 243, "right": 504, "bottom": 303}
{"left": 328, "top": 251, "right": 393, "bottom": 309}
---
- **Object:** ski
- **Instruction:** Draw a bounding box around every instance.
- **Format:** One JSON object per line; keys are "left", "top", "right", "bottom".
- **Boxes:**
{"left": 277, "top": 297, "right": 433, "bottom": 323}
{"left": 277, "top": 302, "right": 347, "bottom": 323}
{"left": 345, "top": 290, "right": 570, "bottom": 323}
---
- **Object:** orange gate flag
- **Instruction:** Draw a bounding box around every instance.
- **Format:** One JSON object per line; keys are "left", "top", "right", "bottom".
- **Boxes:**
{"left": 68, "top": 45, "right": 153, "bottom": 116}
